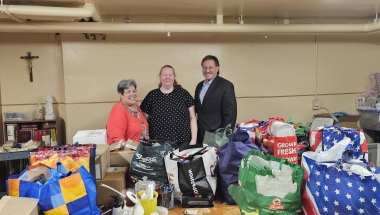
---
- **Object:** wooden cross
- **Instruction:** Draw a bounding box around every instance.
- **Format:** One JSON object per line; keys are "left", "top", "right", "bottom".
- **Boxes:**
{"left": 20, "top": 52, "right": 39, "bottom": 82}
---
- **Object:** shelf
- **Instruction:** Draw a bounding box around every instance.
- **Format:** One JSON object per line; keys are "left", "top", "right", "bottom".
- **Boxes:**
{"left": 0, "top": 150, "right": 30, "bottom": 161}
{"left": 3, "top": 117, "right": 66, "bottom": 148}
{"left": 4, "top": 119, "right": 57, "bottom": 124}
{"left": 357, "top": 109, "right": 380, "bottom": 113}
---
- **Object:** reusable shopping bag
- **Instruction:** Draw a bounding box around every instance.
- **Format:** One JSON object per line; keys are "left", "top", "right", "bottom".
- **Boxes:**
{"left": 228, "top": 150, "right": 304, "bottom": 215}
{"left": 265, "top": 136, "right": 298, "bottom": 164}
{"left": 309, "top": 125, "right": 368, "bottom": 159}
{"left": 7, "top": 162, "right": 100, "bottom": 215}
{"left": 217, "top": 132, "right": 260, "bottom": 204}
{"left": 236, "top": 119, "right": 268, "bottom": 144}
{"left": 164, "top": 145, "right": 218, "bottom": 207}
{"left": 30, "top": 143, "right": 97, "bottom": 178}
{"left": 302, "top": 136, "right": 380, "bottom": 215}
{"left": 129, "top": 137, "right": 177, "bottom": 185}
{"left": 203, "top": 124, "right": 232, "bottom": 148}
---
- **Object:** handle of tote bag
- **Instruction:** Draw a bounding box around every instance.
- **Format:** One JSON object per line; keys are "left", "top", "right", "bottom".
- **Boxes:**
{"left": 170, "top": 146, "right": 208, "bottom": 162}
{"left": 213, "top": 124, "right": 231, "bottom": 133}
{"left": 224, "top": 124, "right": 233, "bottom": 137}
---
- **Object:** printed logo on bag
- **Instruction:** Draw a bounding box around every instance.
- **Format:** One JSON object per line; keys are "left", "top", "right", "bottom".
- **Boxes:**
{"left": 273, "top": 136, "right": 298, "bottom": 164}
{"left": 268, "top": 198, "right": 284, "bottom": 210}
{"left": 188, "top": 169, "right": 199, "bottom": 194}
{"left": 160, "top": 151, "right": 167, "bottom": 157}
{"left": 135, "top": 153, "right": 157, "bottom": 163}
{"left": 276, "top": 142, "right": 297, "bottom": 154}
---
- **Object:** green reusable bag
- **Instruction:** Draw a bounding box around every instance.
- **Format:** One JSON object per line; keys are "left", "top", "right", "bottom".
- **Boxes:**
{"left": 286, "top": 116, "right": 310, "bottom": 135}
{"left": 202, "top": 124, "right": 232, "bottom": 148}
{"left": 228, "top": 150, "right": 304, "bottom": 215}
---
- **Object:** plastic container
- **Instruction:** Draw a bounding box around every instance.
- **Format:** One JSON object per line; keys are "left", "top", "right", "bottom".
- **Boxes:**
{"left": 135, "top": 179, "right": 156, "bottom": 193}
{"left": 137, "top": 191, "right": 158, "bottom": 215}
{"left": 269, "top": 121, "right": 295, "bottom": 137}
{"left": 3, "top": 110, "right": 36, "bottom": 121}
{"left": 356, "top": 94, "right": 366, "bottom": 110}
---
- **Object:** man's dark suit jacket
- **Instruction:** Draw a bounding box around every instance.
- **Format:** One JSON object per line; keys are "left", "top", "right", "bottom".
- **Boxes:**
{"left": 195, "top": 75, "right": 237, "bottom": 143}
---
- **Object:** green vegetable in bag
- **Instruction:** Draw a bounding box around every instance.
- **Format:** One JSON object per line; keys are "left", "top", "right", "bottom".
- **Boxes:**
{"left": 228, "top": 150, "right": 304, "bottom": 215}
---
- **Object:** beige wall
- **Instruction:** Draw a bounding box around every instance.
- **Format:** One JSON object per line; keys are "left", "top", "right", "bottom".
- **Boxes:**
{"left": 1, "top": 33, "right": 379, "bottom": 143}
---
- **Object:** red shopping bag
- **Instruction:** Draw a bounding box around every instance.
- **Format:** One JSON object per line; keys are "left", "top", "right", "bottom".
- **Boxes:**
{"left": 266, "top": 136, "right": 298, "bottom": 164}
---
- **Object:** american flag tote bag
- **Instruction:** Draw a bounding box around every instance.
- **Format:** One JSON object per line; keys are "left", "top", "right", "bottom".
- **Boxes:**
{"left": 309, "top": 125, "right": 368, "bottom": 159}
{"left": 302, "top": 137, "right": 380, "bottom": 215}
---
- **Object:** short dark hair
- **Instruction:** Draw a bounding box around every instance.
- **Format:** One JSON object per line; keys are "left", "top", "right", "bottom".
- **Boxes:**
{"left": 201, "top": 55, "right": 220, "bottom": 75}
{"left": 201, "top": 55, "right": 219, "bottom": 67}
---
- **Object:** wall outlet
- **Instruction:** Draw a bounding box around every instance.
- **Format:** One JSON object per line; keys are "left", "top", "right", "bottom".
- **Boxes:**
{"left": 312, "top": 99, "right": 320, "bottom": 110}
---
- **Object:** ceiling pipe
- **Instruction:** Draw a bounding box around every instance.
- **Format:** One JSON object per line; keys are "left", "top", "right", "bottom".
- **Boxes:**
{"left": 0, "top": 3, "right": 101, "bottom": 22}
{"left": 0, "top": 0, "right": 24, "bottom": 23}
{"left": 216, "top": 15, "right": 223, "bottom": 25}
{"left": 0, "top": 22, "right": 166, "bottom": 33}
{"left": 83, "top": 3, "right": 102, "bottom": 22}
{"left": 165, "top": 23, "right": 367, "bottom": 34}
{"left": 0, "top": 8, "right": 23, "bottom": 23}
{"left": 0, "top": 21, "right": 378, "bottom": 34}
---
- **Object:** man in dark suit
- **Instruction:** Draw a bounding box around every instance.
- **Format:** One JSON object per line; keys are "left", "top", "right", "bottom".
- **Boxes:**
{"left": 195, "top": 55, "right": 237, "bottom": 143}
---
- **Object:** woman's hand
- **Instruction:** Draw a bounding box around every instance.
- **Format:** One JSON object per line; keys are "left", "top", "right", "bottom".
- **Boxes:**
{"left": 189, "top": 139, "right": 197, "bottom": 145}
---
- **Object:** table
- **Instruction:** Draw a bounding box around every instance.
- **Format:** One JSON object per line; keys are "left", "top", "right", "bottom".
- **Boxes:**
{"left": 168, "top": 200, "right": 240, "bottom": 215}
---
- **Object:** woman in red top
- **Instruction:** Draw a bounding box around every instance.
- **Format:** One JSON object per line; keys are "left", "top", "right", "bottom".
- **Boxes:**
{"left": 106, "top": 79, "right": 149, "bottom": 148}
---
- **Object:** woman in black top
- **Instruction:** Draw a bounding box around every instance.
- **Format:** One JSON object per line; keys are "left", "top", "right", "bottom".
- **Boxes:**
{"left": 140, "top": 65, "right": 197, "bottom": 145}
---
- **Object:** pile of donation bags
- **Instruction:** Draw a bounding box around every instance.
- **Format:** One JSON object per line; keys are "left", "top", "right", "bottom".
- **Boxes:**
{"left": 6, "top": 115, "right": 380, "bottom": 215}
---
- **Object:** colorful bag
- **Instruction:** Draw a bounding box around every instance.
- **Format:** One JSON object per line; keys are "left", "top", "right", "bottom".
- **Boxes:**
{"left": 236, "top": 119, "right": 264, "bottom": 143}
{"left": 39, "top": 166, "right": 99, "bottom": 215}
{"left": 7, "top": 163, "right": 100, "bottom": 215}
{"left": 203, "top": 124, "right": 232, "bottom": 148}
{"left": 30, "top": 143, "right": 97, "bottom": 178}
{"left": 302, "top": 137, "right": 380, "bottom": 215}
{"left": 7, "top": 163, "right": 55, "bottom": 199}
{"left": 228, "top": 150, "right": 304, "bottom": 215}
{"left": 286, "top": 116, "right": 310, "bottom": 136}
{"left": 309, "top": 125, "right": 368, "bottom": 159}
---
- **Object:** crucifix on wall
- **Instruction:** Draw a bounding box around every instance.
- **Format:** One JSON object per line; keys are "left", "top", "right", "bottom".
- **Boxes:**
{"left": 20, "top": 52, "right": 39, "bottom": 82}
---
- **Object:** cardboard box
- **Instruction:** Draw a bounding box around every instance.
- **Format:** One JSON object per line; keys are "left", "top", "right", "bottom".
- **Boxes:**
{"left": 96, "top": 167, "right": 128, "bottom": 205}
{"left": 110, "top": 148, "right": 135, "bottom": 167}
{"left": 73, "top": 129, "right": 107, "bottom": 144}
{"left": 95, "top": 144, "right": 110, "bottom": 180}
{"left": 0, "top": 196, "right": 38, "bottom": 215}
{"left": 313, "top": 114, "right": 361, "bottom": 129}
